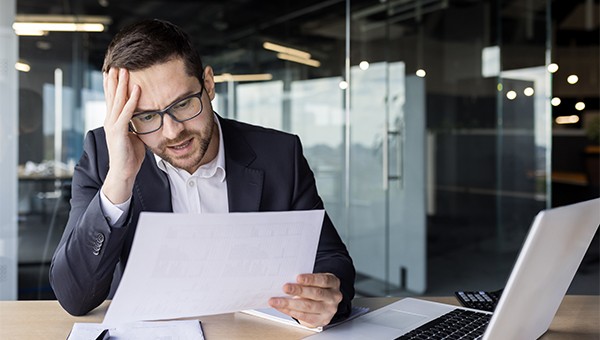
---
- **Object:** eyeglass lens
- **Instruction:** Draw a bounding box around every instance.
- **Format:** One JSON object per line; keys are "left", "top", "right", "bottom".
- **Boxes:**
{"left": 130, "top": 95, "right": 203, "bottom": 134}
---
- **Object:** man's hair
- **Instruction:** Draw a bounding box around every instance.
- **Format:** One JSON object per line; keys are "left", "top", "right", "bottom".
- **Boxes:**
{"left": 102, "top": 19, "right": 203, "bottom": 81}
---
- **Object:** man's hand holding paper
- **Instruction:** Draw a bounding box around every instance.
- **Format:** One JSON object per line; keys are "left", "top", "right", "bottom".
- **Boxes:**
{"left": 270, "top": 273, "right": 343, "bottom": 328}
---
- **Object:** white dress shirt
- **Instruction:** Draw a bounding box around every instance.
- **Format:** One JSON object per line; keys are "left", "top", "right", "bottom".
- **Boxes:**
{"left": 100, "top": 115, "right": 228, "bottom": 226}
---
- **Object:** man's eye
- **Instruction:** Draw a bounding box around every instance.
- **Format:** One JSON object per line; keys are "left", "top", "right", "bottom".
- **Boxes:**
{"left": 174, "top": 98, "right": 191, "bottom": 109}
{"left": 136, "top": 114, "right": 158, "bottom": 122}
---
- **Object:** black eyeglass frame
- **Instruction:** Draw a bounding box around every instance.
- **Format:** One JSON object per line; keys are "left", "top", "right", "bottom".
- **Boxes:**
{"left": 129, "top": 85, "right": 205, "bottom": 135}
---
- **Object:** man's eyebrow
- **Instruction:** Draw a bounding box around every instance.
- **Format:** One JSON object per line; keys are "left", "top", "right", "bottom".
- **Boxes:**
{"left": 134, "top": 90, "right": 197, "bottom": 113}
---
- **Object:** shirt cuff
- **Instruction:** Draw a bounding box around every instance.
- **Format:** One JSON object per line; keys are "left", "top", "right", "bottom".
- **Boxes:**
{"left": 99, "top": 188, "right": 132, "bottom": 228}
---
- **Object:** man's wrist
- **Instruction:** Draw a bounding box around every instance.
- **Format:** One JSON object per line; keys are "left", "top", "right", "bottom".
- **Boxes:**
{"left": 102, "top": 172, "right": 135, "bottom": 204}
{"left": 99, "top": 188, "right": 132, "bottom": 227}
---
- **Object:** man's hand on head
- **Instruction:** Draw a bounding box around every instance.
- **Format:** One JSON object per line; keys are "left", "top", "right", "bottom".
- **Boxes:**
{"left": 269, "top": 273, "right": 343, "bottom": 328}
{"left": 102, "top": 67, "right": 147, "bottom": 204}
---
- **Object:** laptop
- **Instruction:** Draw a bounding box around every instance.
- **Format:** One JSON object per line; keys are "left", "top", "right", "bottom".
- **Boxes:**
{"left": 307, "top": 198, "right": 599, "bottom": 340}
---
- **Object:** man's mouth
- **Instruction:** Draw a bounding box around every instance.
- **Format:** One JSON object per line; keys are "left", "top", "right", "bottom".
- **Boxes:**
{"left": 168, "top": 138, "right": 193, "bottom": 150}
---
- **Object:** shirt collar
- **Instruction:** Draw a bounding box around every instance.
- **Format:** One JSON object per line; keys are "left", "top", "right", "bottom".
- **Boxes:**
{"left": 154, "top": 113, "right": 226, "bottom": 182}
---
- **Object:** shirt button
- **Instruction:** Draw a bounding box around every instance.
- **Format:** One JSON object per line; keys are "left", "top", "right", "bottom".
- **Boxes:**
{"left": 188, "top": 180, "right": 195, "bottom": 187}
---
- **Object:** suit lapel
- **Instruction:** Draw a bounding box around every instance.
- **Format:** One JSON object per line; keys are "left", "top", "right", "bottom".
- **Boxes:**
{"left": 133, "top": 149, "right": 173, "bottom": 212}
{"left": 219, "top": 116, "right": 264, "bottom": 212}
{"left": 226, "top": 161, "right": 263, "bottom": 212}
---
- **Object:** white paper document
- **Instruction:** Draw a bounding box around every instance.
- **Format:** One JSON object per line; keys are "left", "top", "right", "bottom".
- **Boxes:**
{"left": 103, "top": 210, "right": 324, "bottom": 326}
{"left": 68, "top": 320, "right": 204, "bottom": 340}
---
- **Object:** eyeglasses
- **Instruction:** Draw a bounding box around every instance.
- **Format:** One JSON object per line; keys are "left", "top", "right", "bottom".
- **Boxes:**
{"left": 129, "top": 86, "right": 204, "bottom": 135}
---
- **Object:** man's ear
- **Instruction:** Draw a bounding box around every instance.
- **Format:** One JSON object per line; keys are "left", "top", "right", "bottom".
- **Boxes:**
{"left": 203, "top": 66, "right": 216, "bottom": 101}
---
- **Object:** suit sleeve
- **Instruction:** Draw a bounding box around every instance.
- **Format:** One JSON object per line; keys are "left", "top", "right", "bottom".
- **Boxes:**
{"left": 49, "top": 130, "right": 132, "bottom": 316}
{"left": 290, "top": 136, "right": 356, "bottom": 323}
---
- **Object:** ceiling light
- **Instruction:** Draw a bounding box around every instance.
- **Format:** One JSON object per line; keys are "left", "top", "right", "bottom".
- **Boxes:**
{"left": 339, "top": 81, "right": 348, "bottom": 90}
{"left": 13, "top": 22, "right": 105, "bottom": 33}
{"left": 547, "top": 63, "right": 559, "bottom": 73}
{"left": 276, "top": 53, "right": 320, "bottom": 68}
{"left": 13, "top": 15, "right": 111, "bottom": 35}
{"left": 555, "top": 115, "right": 579, "bottom": 124}
{"left": 506, "top": 90, "right": 517, "bottom": 100}
{"left": 263, "top": 42, "right": 311, "bottom": 59}
{"left": 575, "top": 102, "right": 585, "bottom": 111}
{"left": 551, "top": 97, "right": 561, "bottom": 106}
{"left": 263, "top": 41, "right": 320, "bottom": 68}
{"left": 15, "top": 61, "right": 30, "bottom": 72}
{"left": 14, "top": 28, "right": 46, "bottom": 36}
{"left": 36, "top": 41, "right": 52, "bottom": 50}
{"left": 523, "top": 87, "right": 534, "bottom": 96}
{"left": 416, "top": 69, "right": 426, "bottom": 77}
{"left": 567, "top": 75, "right": 579, "bottom": 84}
{"left": 359, "top": 61, "right": 369, "bottom": 70}
{"left": 214, "top": 73, "right": 273, "bottom": 83}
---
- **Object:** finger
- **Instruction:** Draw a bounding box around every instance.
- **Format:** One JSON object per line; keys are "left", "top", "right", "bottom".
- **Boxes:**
{"left": 117, "top": 84, "right": 140, "bottom": 126}
{"left": 286, "top": 283, "right": 344, "bottom": 306}
{"left": 107, "top": 67, "right": 118, "bottom": 107}
{"left": 111, "top": 68, "right": 129, "bottom": 118}
{"left": 283, "top": 283, "right": 326, "bottom": 301}
{"left": 269, "top": 298, "right": 333, "bottom": 328}
{"left": 269, "top": 297, "right": 321, "bottom": 314}
{"left": 102, "top": 71, "right": 108, "bottom": 99}
{"left": 297, "top": 273, "right": 340, "bottom": 289}
{"left": 104, "top": 68, "right": 118, "bottom": 124}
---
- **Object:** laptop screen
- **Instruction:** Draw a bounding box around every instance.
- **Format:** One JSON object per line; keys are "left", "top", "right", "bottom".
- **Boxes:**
{"left": 484, "top": 198, "right": 599, "bottom": 340}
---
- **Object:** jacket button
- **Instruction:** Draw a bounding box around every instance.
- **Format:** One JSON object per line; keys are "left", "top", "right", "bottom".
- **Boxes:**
{"left": 93, "top": 233, "right": 105, "bottom": 255}
{"left": 96, "top": 233, "right": 105, "bottom": 243}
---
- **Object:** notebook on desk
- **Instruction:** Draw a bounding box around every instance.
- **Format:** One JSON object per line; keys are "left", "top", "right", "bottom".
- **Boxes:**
{"left": 308, "top": 198, "right": 600, "bottom": 340}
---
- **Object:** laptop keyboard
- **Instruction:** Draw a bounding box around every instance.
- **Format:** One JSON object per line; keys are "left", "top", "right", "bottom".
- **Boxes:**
{"left": 394, "top": 309, "right": 491, "bottom": 340}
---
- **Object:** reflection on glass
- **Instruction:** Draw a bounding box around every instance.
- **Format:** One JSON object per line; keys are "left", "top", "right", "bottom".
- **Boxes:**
{"left": 236, "top": 81, "right": 283, "bottom": 130}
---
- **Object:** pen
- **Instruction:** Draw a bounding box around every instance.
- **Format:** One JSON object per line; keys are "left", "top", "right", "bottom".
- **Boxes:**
{"left": 95, "top": 329, "right": 110, "bottom": 340}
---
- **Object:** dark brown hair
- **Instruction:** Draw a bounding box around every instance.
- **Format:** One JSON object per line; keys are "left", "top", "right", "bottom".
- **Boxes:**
{"left": 102, "top": 19, "right": 203, "bottom": 81}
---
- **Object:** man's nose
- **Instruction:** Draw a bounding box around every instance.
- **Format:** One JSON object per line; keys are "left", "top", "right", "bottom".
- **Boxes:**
{"left": 161, "top": 114, "right": 184, "bottom": 139}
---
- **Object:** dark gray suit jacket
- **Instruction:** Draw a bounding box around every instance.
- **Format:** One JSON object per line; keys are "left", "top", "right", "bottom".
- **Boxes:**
{"left": 50, "top": 116, "right": 355, "bottom": 321}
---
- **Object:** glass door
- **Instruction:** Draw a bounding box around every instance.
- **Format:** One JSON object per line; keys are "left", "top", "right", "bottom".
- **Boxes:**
{"left": 348, "top": 60, "right": 427, "bottom": 295}
{"left": 229, "top": 0, "right": 429, "bottom": 296}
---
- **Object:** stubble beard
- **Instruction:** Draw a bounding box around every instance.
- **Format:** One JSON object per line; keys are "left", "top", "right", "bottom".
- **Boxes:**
{"left": 152, "top": 119, "right": 214, "bottom": 173}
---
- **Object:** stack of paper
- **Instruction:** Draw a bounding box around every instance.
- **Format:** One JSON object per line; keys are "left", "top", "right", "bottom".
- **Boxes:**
{"left": 242, "top": 306, "right": 370, "bottom": 332}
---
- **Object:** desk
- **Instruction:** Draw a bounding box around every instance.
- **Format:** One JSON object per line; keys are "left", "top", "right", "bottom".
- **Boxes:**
{"left": 0, "top": 296, "right": 598, "bottom": 339}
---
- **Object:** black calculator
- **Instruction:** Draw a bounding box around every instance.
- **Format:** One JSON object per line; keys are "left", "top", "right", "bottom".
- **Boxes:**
{"left": 454, "top": 289, "right": 503, "bottom": 312}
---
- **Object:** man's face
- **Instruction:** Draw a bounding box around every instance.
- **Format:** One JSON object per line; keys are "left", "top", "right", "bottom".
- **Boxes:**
{"left": 128, "top": 58, "right": 217, "bottom": 174}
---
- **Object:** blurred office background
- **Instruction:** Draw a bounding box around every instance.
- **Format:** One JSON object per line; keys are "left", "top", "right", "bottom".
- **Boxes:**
{"left": 0, "top": 0, "right": 598, "bottom": 301}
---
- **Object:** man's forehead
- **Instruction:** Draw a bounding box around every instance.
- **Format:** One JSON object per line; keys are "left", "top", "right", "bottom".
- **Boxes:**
{"left": 128, "top": 59, "right": 188, "bottom": 82}
{"left": 130, "top": 73, "right": 199, "bottom": 111}
{"left": 129, "top": 60, "right": 195, "bottom": 86}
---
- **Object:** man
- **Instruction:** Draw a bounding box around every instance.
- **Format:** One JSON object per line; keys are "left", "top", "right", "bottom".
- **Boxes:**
{"left": 49, "top": 19, "right": 355, "bottom": 328}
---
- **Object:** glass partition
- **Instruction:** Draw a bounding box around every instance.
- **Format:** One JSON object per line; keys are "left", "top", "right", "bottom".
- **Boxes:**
{"left": 0, "top": 0, "right": 19, "bottom": 300}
